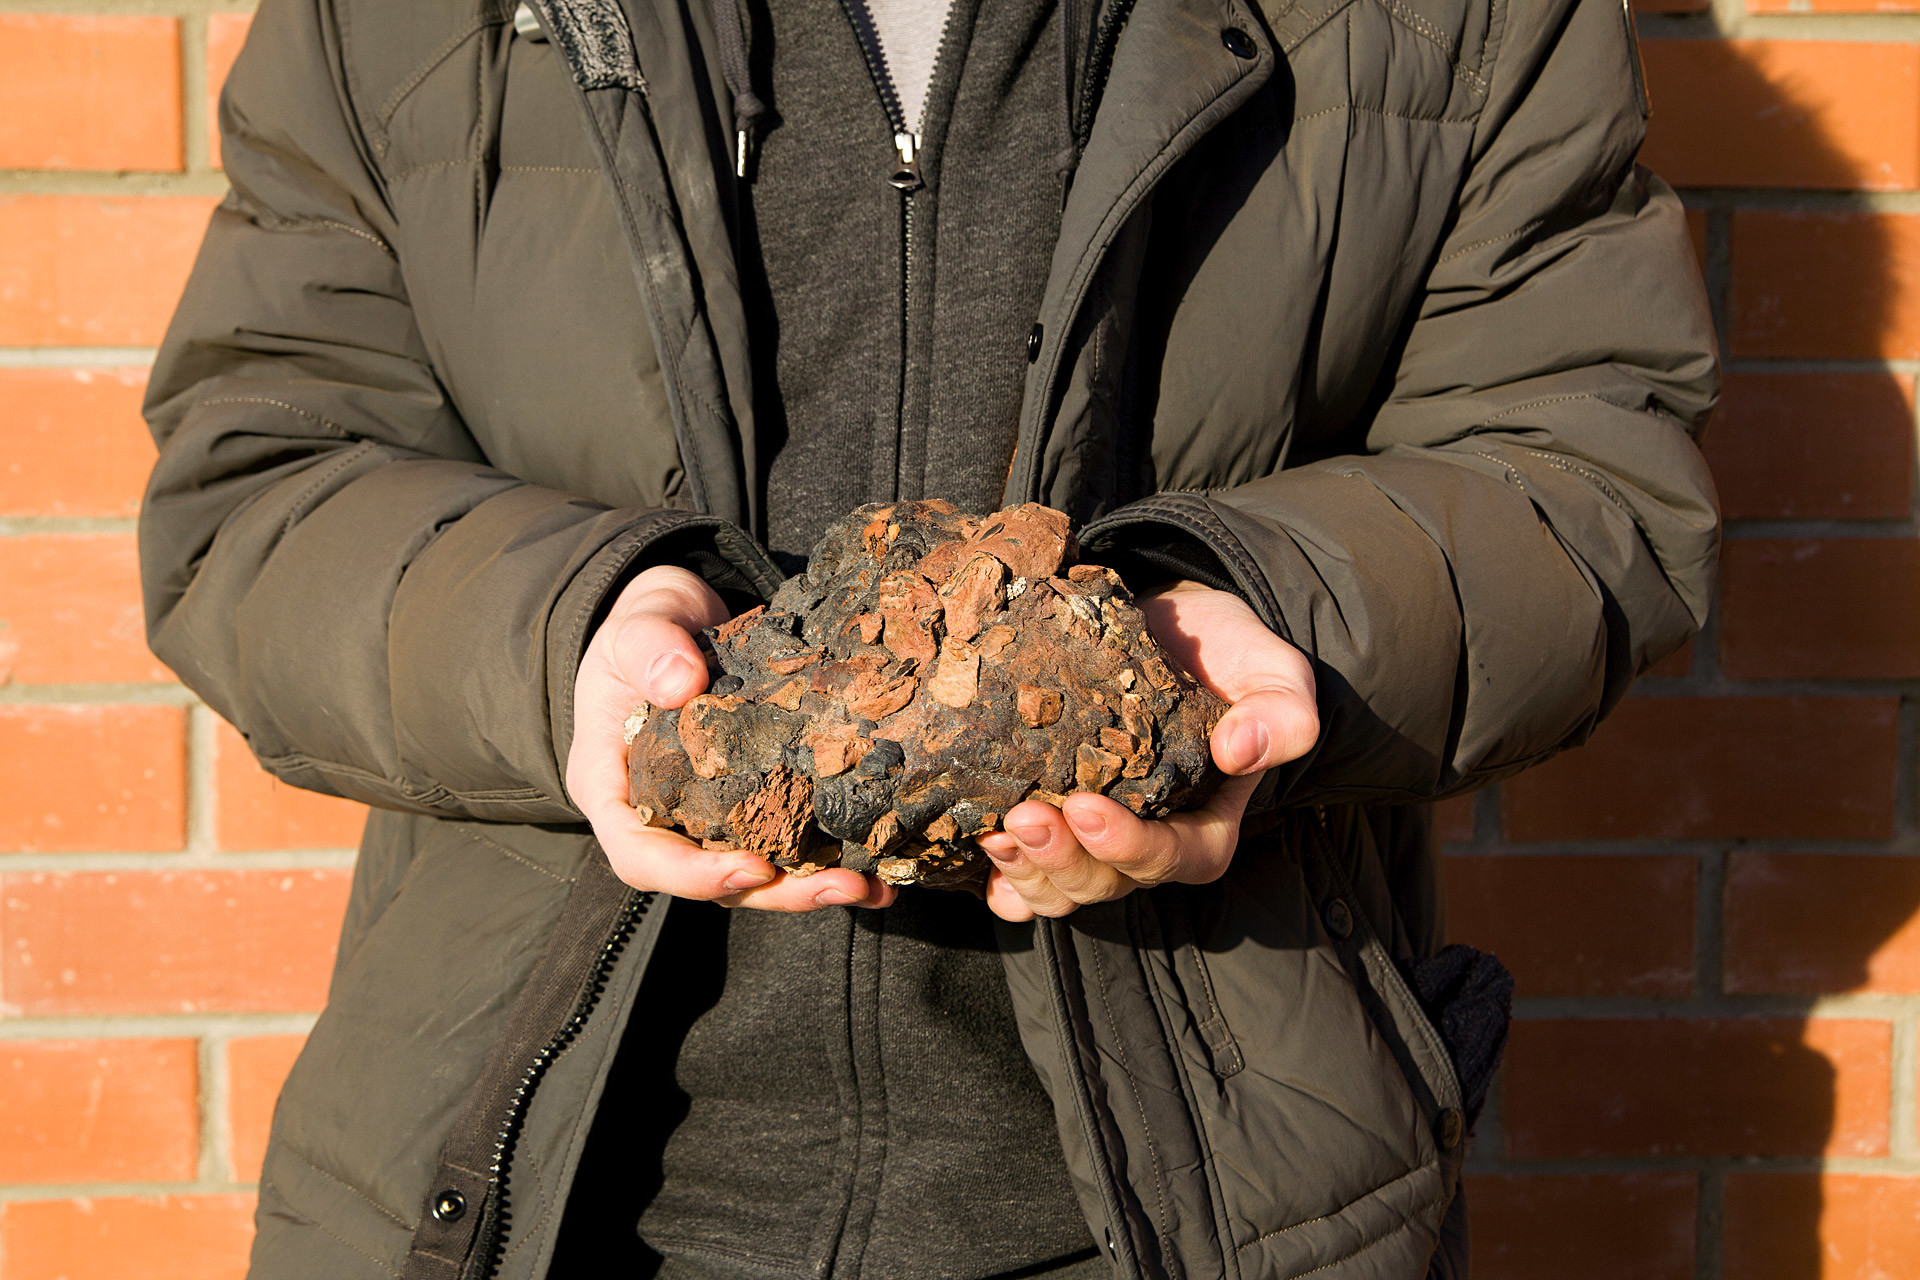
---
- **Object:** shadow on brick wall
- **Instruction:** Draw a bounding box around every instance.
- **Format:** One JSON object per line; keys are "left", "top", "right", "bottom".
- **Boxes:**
{"left": 1457, "top": 26, "right": 1910, "bottom": 1280}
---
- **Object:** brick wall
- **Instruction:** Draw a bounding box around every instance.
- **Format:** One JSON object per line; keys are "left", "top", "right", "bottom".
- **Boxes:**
{"left": 0, "top": 0, "right": 1914, "bottom": 1276}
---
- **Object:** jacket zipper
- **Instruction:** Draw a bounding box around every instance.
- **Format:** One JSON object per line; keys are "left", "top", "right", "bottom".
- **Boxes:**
{"left": 472, "top": 890, "right": 654, "bottom": 1280}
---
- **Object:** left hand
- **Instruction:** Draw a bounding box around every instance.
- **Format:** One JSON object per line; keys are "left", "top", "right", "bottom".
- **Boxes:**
{"left": 976, "top": 579, "right": 1318, "bottom": 921}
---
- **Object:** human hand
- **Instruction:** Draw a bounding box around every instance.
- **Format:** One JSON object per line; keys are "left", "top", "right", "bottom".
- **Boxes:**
{"left": 975, "top": 580, "right": 1317, "bottom": 921}
{"left": 567, "top": 564, "right": 895, "bottom": 911}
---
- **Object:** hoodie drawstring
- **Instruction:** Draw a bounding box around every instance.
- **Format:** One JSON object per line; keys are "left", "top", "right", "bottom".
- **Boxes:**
{"left": 710, "top": 0, "right": 770, "bottom": 177}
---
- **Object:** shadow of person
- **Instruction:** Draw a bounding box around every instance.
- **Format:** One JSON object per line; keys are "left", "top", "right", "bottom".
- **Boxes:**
{"left": 1458, "top": 17, "right": 1908, "bottom": 1280}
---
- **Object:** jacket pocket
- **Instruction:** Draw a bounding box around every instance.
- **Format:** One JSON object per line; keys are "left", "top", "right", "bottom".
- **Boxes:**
{"left": 1301, "top": 807, "right": 1468, "bottom": 1155}
{"left": 1143, "top": 887, "right": 1246, "bottom": 1080}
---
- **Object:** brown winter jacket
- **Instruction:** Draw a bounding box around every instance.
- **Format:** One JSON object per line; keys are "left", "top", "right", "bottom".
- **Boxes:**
{"left": 138, "top": 0, "right": 1719, "bottom": 1272}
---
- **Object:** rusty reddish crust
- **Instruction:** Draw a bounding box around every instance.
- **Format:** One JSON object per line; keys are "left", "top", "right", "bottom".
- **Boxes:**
{"left": 627, "top": 501, "right": 1227, "bottom": 889}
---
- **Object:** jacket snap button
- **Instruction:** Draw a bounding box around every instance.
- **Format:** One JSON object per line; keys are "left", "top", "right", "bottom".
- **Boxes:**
{"left": 431, "top": 1189, "right": 466, "bottom": 1223}
{"left": 1435, "top": 1107, "right": 1465, "bottom": 1151}
{"left": 1026, "top": 323, "right": 1044, "bottom": 363}
{"left": 1221, "top": 27, "right": 1257, "bottom": 59}
{"left": 1322, "top": 898, "right": 1354, "bottom": 940}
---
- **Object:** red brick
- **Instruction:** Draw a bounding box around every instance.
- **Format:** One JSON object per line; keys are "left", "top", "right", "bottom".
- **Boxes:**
{"left": 0, "top": 16, "right": 183, "bottom": 172}
{"left": 1724, "top": 1174, "right": 1920, "bottom": 1280}
{"left": 0, "top": 196, "right": 216, "bottom": 347}
{"left": 226, "top": 1034, "right": 304, "bottom": 1181}
{"left": 1434, "top": 794, "right": 1475, "bottom": 842}
{"left": 215, "top": 721, "right": 367, "bottom": 851}
{"left": 1641, "top": 41, "right": 1920, "bottom": 190}
{"left": 1703, "top": 372, "right": 1914, "bottom": 521}
{"left": 0, "top": 704, "right": 185, "bottom": 853}
{"left": 0, "top": 1039, "right": 198, "bottom": 1182}
{"left": 1466, "top": 1174, "right": 1695, "bottom": 1280}
{"left": 0, "top": 368, "right": 155, "bottom": 517}
{"left": 2, "top": 1196, "right": 254, "bottom": 1280}
{"left": 207, "top": 14, "right": 254, "bottom": 169}
{"left": 1445, "top": 855, "right": 1694, "bottom": 997}
{"left": 1505, "top": 697, "right": 1898, "bottom": 842}
{"left": 2, "top": 869, "right": 349, "bottom": 1015}
{"left": 1647, "top": 638, "right": 1692, "bottom": 677}
{"left": 1731, "top": 211, "right": 1920, "bottom": 360}
{"left": 0, "top": 535, "right": 173, "bottom": 684}
{"left": 1721, "top": 540, "right": 1920, "bottom": 679}
{"left": 1726, "top": 853, "right": 1920, "bottom": 994}
{"left": 1503, "top": 1018, "right": 1889, "bottom": 1159}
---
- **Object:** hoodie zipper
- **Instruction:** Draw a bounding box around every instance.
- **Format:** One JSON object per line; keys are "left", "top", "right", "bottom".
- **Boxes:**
{"left": 472, "top": 890, "right": 654, "bottom": 1279}
{"left": 837, "top": 1, "right": 957, "bottom": 497}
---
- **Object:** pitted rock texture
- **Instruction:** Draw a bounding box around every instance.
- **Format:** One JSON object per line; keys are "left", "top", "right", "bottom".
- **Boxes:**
{"left": 625, "top": 501, "right": 1228, "bottom": 889}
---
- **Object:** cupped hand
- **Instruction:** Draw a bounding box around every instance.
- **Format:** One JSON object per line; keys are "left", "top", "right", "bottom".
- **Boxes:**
{"left": 567, "top": 564, "right": 895, "bottom": 911}
{"left": 976, "top": 579, "right": 1317, "bottom": 922}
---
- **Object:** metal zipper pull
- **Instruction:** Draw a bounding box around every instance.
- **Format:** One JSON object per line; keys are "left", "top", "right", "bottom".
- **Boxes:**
{"left": 889, "top": 131, "right": 923, "bottom": 191}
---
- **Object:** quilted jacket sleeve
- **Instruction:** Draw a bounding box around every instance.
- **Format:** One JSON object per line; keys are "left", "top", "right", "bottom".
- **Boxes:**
{"left": 139, "top": 0, "right": 776, "bottom": 822}
{"left": 1083, "top": 0, "right": 1719, "bottom": 804}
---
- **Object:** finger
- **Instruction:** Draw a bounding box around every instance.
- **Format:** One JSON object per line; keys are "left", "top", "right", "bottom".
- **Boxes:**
{"left": 1003, "top": 798, "right": 1135, "bottom": 905}
{"left": 980, "top": 810, "right": 1083, "bottom": 917}
{"left": 1136, "top": 584, "right": 1308, "bottom": 704}
{"left": 984, "top": 866, "right": 1037, "bottom": 922}
{"left": 592, "top": 813, "right": 783, "bottom": 899}
{"left": 1058, "top": 792, "right": 1187, "bottom": 886}
{"left": 602, "top": 612, "right": 712, "bottom": 709}
{"left": 1212, "top": 686, "right": 1320, "bottom": 774}
{"left": 621, "top": 565, "right": 732, "bottom": 633}
{"left": 715, "top": 865, "right": 889, "bottom": 911}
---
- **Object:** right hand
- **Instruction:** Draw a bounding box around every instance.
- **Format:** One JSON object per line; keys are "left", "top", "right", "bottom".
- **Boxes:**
{"left": 566, "top": 564, "right": 895, "bottom": 911}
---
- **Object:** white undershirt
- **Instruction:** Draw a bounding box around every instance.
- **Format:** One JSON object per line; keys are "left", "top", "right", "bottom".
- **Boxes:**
{"left": 861, "top": 0, "right": 953, "bottom": 133}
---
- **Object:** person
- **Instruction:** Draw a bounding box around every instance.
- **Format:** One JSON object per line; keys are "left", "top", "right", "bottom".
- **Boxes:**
{"left": 137, "top": 0, "right": 1717, "bottom": 1273}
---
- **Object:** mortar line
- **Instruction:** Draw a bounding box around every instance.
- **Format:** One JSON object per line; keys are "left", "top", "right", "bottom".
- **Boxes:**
{"left": 187, "top": 702, "right": 218, "bottom": 857}
{"left": 1891, "top": 1015, "right": 1918, "bottom": 1162}
{"left": 183, "top": 6, "right": 212, "bottom": 177}
{"left": 197, "top": 1033, "right": 221, "bottom": 1183}
{"left": 0, "top": 348, "right": 156, "bottom": 367}
{"left": 0, "top": 850, "right": 357, "bottom": 874}
{"left": 1697, "top": 1164, "right": 1723, "bottom": 1280}
{"left": 0, "top": 1013, "right": 317, "bottom": 1039}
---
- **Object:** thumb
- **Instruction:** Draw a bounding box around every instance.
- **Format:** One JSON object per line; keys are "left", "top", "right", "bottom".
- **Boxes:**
{"left": 604, "top": 611, "right": 713, "bottom": 709}
{"left": 1211, "top": 685, "right": 1319, "bottom": 775}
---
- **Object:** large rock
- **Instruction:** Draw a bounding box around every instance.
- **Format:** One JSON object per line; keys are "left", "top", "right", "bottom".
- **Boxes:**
{"left": 625, "top": 501, "right": 1227, "bottom": 889}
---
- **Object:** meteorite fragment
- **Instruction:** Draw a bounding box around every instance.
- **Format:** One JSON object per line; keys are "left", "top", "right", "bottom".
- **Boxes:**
{"left": 625, "top": 500, "right": 1228, "bottom": 889}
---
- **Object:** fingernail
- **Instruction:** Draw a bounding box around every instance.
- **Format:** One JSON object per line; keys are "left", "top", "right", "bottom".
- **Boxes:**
{"left": 1230, "top": 718, "right": 1271, "bottom": 772}
{"left": 723, "top": 866, "right": 775, "bottom": 891}
{"left": 815, "top": 887, "right": 862, "bottom": 906}
{"left": 1068, "top": 808, "right": 1107, "bottom": 838}
{"left": 986, "top": 843, "right": 1020, "bottom": 864}
{"left": 647, "top": 651, "right": 696, "bottom": 699}
{"left": 1010, "top": 823, "right": 1051, "bottom": 850}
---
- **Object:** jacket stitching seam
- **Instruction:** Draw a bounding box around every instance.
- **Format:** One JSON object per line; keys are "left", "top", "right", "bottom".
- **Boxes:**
{"left": 1089, "top": 942, "right": 1176, "bottom": 1260}
{"left": 260, "top": 1174, "right": 407, "bottom": 1276}
{"left": 270, "top": 1146, "right": 418, "bottom": 1231}
{"left": 374, "top": 4, "right": 514, "bottom": 143}
{"left": 245, "top": 211, "right": 397, "bottom": 257}
{"left": 449, "top": 823, "right": 576, "bottom": 883}
{"left": 254, "top": 748, "right": 548, "bottom": 806}
{"left": 280, "top": 441, "right": 377, "bottom": 540}
{"left": 1292, "top": 1222, "right": 1407, "bottom": 1276}
{"left": 1435, "top": 214, "right": 1547, "bottom": 264}
{"left": 1518, "top": 447, "right": 1635, "bottom": 515}
{"left": 1235, "top": 1161, "right": 1436, "bottom": 1250}
{"left": 1363, "top": 0, "right": 1489, "bottom": 92}
{"left": 194, "top": 396, "right": 354, "bottom": 438}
